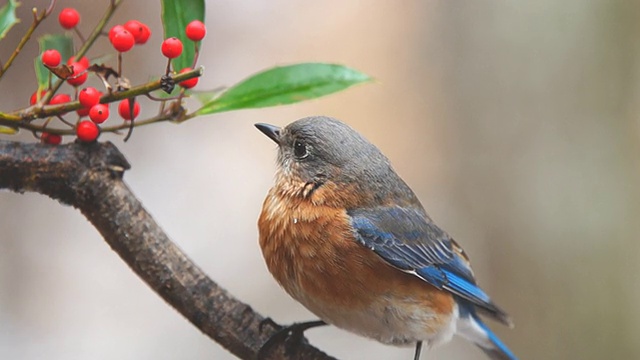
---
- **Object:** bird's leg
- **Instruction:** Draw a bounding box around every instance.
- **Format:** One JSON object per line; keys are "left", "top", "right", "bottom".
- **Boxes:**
{"left": 257, "top": 320, "right": 327, "bottom": 359}
{"left": 413, "top": 341, "right": 423, "bottom": 360}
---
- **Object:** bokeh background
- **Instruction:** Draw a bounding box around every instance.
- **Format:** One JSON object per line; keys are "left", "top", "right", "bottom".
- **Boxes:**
{"left": 2, "top": 1, "right": 640, "bottom": 359}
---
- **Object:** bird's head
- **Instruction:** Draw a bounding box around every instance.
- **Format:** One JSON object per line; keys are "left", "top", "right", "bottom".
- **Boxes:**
{"left": 256, "top": 116, "right": 416, "bottom": 207}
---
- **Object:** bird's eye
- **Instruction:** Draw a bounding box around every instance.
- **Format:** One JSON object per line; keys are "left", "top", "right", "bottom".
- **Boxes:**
{"left": 293, "top": 140, "right": 309, "bottom": 159}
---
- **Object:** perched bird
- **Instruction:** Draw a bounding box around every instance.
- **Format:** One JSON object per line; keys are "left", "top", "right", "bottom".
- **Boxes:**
{"left": 256, "top": 116, "right": 517, "bottom": 360}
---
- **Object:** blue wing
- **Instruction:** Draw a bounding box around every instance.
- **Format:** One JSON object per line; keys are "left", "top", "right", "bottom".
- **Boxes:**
{"left": 348, "top": 206, "right": 512, "bottom": 326}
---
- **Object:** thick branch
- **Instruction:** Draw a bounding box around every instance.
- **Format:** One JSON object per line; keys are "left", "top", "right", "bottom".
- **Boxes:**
{"left": 0, "top": 140, "right": 336, "bottom": 360}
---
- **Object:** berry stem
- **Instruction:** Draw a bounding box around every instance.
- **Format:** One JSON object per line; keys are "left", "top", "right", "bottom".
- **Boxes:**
{"left": 73, "top": 27, "right": 87, "bottom": 44}
{"left": 177, "top": 87, "right": 186, "bottom": 105}
{"left": 122, "top": 97, "right": 137, "bottom": 141}
{"left": 41, "top": 117, "right": 54, "bottom": 130}
{"left": 56, "top": 115, "right": 76, "bottom": 128}
{"left": 117, "top": 52, "right": 123, "bottom": 80}
{"left": 45, "top": 0, "right": 57, "bottom": 16}
{"left": 192, "top": 43, "right": 200, "bottom": 69}
{"left": 145, "top": 93, "right": 182, "bottom": 102}
{"left": 164, "top": 58, "right": 172, "bottom": 76}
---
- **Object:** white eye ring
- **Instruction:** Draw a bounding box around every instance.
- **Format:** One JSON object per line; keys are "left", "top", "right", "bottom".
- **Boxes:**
{"left": 293, "top": 139, "right": 309, "bottom": 159}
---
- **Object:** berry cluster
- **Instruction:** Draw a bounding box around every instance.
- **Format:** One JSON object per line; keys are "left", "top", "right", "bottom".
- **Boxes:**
{"left": 35, "top": 7, "right": 206, "bottom": 144}
{"left": 161, "top": 20, "right": 206, "bottom": 90}
{"left": 109, "top": 20, "right": 151, "bottom": 52}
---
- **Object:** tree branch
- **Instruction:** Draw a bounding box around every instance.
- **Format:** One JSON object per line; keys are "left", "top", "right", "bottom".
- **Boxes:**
{"left": 0, "top": 139, "right": 336, "bottom": 360}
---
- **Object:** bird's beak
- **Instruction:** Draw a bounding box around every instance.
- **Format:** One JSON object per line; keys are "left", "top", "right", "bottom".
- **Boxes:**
{"left": 255, "top": 123, "right": 281, "bottom": 145}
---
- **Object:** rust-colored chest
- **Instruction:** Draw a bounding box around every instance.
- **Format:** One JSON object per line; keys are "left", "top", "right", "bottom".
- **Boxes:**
{"left": 257, "top": 184, "right": 455, "bottom": 344}
{"left": 257, "top": 185, "right": 450, "bottom": 309}
{"left": 258, "top": 187, "right": 357, "bottom": 304}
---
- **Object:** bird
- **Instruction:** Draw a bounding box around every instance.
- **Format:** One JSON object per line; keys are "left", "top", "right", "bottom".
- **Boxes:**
{"left": 255, "top": 116, "right": 517, "bottom": 360}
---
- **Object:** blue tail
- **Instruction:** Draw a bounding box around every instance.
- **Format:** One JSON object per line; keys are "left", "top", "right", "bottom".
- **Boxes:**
{"left": 457, "top": 306, "right": 517, "bottom": 360}
{"left": 474, "top": 315, "right": 518, "bottom": 360}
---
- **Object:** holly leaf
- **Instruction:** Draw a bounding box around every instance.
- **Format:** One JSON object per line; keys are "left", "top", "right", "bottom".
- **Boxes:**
{"left": 34, "top": 34, "right": 74, "bottom": 89}
{"left": 191, "top": 87, "right": 226, "bottom": 104}
{"left": 0, "top": 0, "right": 19, "bottom": 40}
{"left": 195, "top": 63, "right": 372, "bottom": 115}
{"left": 161, "top": 0, "right": 205, "bottom": 71}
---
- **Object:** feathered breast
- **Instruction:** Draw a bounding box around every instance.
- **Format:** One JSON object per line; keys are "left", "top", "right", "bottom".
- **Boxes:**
{"left": 257, "top": 180, "right": 453, "bottom": 315}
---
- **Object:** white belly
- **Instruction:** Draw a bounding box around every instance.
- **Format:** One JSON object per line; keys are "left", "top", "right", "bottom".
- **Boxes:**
{"left": 293, "top": 289, "right": 459, "bottom": 348}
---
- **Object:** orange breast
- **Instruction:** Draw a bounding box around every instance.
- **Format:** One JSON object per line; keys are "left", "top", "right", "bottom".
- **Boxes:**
{"left": 257, "top": 185, "right": 455, "bottom": 343}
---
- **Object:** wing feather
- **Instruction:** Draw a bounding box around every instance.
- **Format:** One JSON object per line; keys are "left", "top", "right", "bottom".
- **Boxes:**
{"left": 348, "top": 206, "right": 512, "bottom": 326}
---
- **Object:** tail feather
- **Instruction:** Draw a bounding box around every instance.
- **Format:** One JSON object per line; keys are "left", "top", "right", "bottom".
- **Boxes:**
{"left": 477, "top": 320, "right": 518, "bottom": 360}
{"left": 457, "top": 309, "right": 517, "bottom": 360}
{"left": 481, "top": 346, "right": 517, "bottom": 360}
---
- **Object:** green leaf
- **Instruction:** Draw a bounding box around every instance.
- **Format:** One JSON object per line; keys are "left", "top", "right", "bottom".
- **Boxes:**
{"left": 34, "top": 34, "right": 74, "bottom": 89}
{"left": 192, "top": 87, "right": 226, "bottom": 105}
{"left": 161, "top": 0, "right": 205, "bottom": 72}
{"left": 0, "top": 0, "right": 19, "bottom": 40}
{"left": 196, "top": 63, "right": 372, "bottom": 115}
{"left": 0, "top": 126, "right": 17, "bottom": 134}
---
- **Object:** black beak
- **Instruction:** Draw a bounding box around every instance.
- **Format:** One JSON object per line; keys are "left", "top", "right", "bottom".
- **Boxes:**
{"left": 255, "top": 123, "right": 281, "bottom": 144}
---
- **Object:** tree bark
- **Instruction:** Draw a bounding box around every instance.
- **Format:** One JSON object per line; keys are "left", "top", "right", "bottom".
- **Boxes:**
{"left": 0, "top": 139, "right": 336, "bottom": 360}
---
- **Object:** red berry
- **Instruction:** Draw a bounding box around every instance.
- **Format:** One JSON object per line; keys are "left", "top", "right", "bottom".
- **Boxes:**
{"left": 79, "top": 87, "right": 101, "bottom": 108}
{"left": 77, "top": 106, "right": 90, "bottom": 117}
{"left": 30, "top": 90, "right": 47, "bottom": 105}
{"left": 110, "top": 29, "right": 135, "bottom": 52}
{"left": 124, "top": 20, "right": 151, "bottom": 44}
{"left": 109, "top": 25, "right": 125, "bottom": 43}
{"left": 67, "top": 62, "right": 88, "bottom": 87}
{"left": 89, "top": 104, "right": 109, "bottom": 124}
{"left": 67, "top": 56, "right": 90, "bottom": 68}
{"left": 41, "top": 132, "right": 62, "bottom": 145}
{"left": 185, "top": 20, "right": 206, "bottom": 41}
{"left": 118, "top": 99, "right": 140, "bottom": 120}
{"left": 178, "top": 68, "right": 198, "bottom": 89}
{"left": 50, "top": 93, "right": 72, "bottom": 105}
{"left": 76, "top": 121, "right": 99, "bottom": 142}
{"left": 59, "top": 8, "right": 80, "bottom": 29}
{"left": 138, "top": 23, "right": 151, "bottom": 44}
{"left": 49, "top": 94, "right": 71, "bottom": 115}
{"left": 42, "top": 49, "right": 61, "bottom": 67}
{"left": 124, "top": 20, "right": 143, "bottom": 42}
{"left": 161, "top": 37, "right": 183, "bottom": 59}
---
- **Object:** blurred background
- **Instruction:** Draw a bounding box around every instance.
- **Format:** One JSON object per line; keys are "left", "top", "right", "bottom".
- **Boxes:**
{"left": 2, "top": 1, "right": 640, "bottom": 359}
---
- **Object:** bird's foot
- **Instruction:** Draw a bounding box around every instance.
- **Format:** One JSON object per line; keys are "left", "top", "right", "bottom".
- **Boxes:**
{"left": 257, "top": 320, "right": 327, "bottom": 359}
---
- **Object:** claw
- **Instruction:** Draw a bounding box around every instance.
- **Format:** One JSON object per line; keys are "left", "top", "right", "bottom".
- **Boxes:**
{"left": 257, "top": 320, "right": 327, "bottom": 360}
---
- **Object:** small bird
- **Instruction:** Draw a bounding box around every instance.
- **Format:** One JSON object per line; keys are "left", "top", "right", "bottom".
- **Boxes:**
{"left": 256, "top": 116, "right": 517, "bottom": 360}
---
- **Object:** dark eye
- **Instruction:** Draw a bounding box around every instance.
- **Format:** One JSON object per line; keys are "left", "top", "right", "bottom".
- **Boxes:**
{"left": 293, "top": 139, "right": 309, "bottom": 159}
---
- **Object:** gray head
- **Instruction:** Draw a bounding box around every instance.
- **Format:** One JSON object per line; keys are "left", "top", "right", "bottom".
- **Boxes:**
{"left": 256, "top": 116, "right": 420, "bottom": 207}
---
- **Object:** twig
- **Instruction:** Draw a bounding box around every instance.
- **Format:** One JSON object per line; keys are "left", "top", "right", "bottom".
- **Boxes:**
{"left": 0, "top": 7, "right": 50, "bottom": 79}
{"left": 73, "top": 27, "right": 87, "bottom": 44}
{"left": 123, "top": 97, "right": 135, "bottom": 141}
{"left": 2, "top": 66, "right": 203, "bottom": 122}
